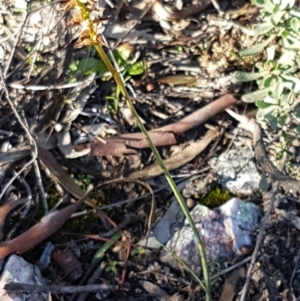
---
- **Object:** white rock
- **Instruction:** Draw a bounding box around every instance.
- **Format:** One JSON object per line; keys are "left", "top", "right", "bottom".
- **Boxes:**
{"left": 0, "top": 255, "right": 47, "bottom": 301}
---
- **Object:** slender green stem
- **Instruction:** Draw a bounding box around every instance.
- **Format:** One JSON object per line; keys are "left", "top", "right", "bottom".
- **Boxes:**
{"left": 93, "top": 43, "right": 211, "bottom": 300}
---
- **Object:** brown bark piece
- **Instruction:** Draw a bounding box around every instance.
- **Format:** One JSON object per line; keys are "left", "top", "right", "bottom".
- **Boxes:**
{"left": 52, "top": 249, "right": 83, "bottom": 282}
{"left": 219, "top": 267, "right": 245, "bottom": 301}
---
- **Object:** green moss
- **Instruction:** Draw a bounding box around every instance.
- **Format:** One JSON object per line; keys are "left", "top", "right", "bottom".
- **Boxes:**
{"left": 70, "top": 173, "right": 94, "bottom": 191}
{"left": 197, "top": 186, "right": 232, "bottom": 208}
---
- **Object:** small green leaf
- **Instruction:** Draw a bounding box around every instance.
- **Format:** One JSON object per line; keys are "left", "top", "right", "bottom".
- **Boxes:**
{"left": 252, "top": 0, "right": 264, "bottom": 6}
{"left": 241, "top": 88, "right": 269, "bottom": 103}
{"left": 239, "top": 36, "right": 275, "bottom": 56}
{"left": 273, "top": 3, "right": 280, "bottom": 14}
{"left": 234, "top": 71, "right": 267, "bottom": 82}
{"left": 255, "top": 100, "right": 275, "bottom": 109}
{"left": 68, "top": 61, "right": 78, "bottom": 72}
{"left": 265, "top": 114, "right": 278, "bottom": 130}
{"left": 256, "top": 105, "right": 275, "bottom": 120}
{"left": 174, "top": 45, "right": 183, "bottom": 52}
{"left": 281, "top": 29, "right": 290, "bottom": 38}
{"left": 290, "top": 17, "right": 300, "bottom": 33}
{"left": 77, "top": 58, "right": 102, "bottom": 74}
{"left": 282, "top": 130, "right": 288, "bottom": 139}
{"left": 263, "top": 75, "right": 277, "bottom": 88}
{"left": 262, "top": 0, "right": 276, "bottom": 12}
{"left": 272, "top": 82, "right": 285, "bottom": 99}
{"left": 271, "top": 10, "right": 286, "bottom": 25}
{"left": 277, "top": 115, "right": 287, "bottom": 126}
{"left": 285, "top": 35, "right": 300, "bottom": 49}
{"left": 278, "top": 50, "right": 296, "bottom": 65}
{"left": 92, "top": 232, "right": 121, "bottom": 265}
{"left": 252, "top": 22, "right": 275, "bottom": 35}
{"left": 127, "top": 61, "right": 145, "bottom": 76}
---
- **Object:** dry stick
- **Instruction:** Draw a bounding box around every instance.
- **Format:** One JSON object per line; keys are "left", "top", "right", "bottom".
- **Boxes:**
{"left": 9, "top": 81, "right": 91, "bottom": 90}
{"left": 89, "top": 94, "right": 237, "bottom": 157}
{"left": 98, "top": 213, "right": 137, "bottom": 237}
{"left": 0, "top": 59, "right": 38, "bottom": 199}
{"left": 33, "top": 159, "right": 48, "bottom": 212}
{"left": 289, "top": 247, "right": 300, "bottom": 301}
{"left": 3, "top": 9, "right": 29, "bottom": 78}
{"left": 5, "top": 282, "right": 113, "bottom": 294}
{"left": 74, "top": 262, "right": 108, "bottom": 301}
{"left": 210, "top": 256, "right": 252, "bottom": 281}
{"left": 239, "top": 184, "right": 278, "bottom": 301}
{"left": 0, "top": 148, "right": 31, "bottom": 164}
{"left": 0, "top": 187, "right": 92, "bottom": 260}
{"left": 20, "top": 110, "right": 48, "bottom": 212}
{"left": 14, "top": 174, "right": 32, "bottom": 218}
{"left": 153, "top": 94, "right": 236, "bottom": 136}
{"left": 210, "top": 0, "right": 224, "bottom": 15}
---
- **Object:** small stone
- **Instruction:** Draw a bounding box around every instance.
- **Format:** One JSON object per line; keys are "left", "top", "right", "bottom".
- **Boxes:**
{"left": 0, "top": 255, "right": 46, "bottom": 301}
{"left": 209, "top": 148, "right": 261, "bottom": 196}
{"left": 146, "top": 83, "right": 155, "bottom": 92}
{"left": 186, "top": 198, "right": 195, "bottom": 209}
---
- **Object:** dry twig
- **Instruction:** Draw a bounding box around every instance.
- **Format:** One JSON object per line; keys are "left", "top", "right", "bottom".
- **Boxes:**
{"left": 5, "top": 282, "right": 113, "bottom": 294}
{"left": 0, "top": 48, "right": 38, "bottom": 199}
{"left": 239, "top": 185, "right": 278, "bottom": 301}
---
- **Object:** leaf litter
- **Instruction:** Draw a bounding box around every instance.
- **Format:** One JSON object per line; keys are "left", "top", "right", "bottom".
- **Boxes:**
{"left": 0, "top": 0, "right": 300, "bottom": 300}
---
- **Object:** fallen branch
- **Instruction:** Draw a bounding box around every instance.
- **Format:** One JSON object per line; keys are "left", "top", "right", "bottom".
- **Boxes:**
{"left": 0, "top": 189, "right": 90, "bottom": 261}
{"left": 5, "top": 282, "right": 113, "bottom": 294}
{"left": 85, "top": 94, "right": 236, "bottom": 157}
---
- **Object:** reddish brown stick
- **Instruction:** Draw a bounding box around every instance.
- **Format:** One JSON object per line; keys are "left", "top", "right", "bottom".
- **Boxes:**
{"left": 0, "top": 196, "right": 86, "bottom": 260}
{"left": 89, "top": 94, "right": 237, "bottom": 156}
